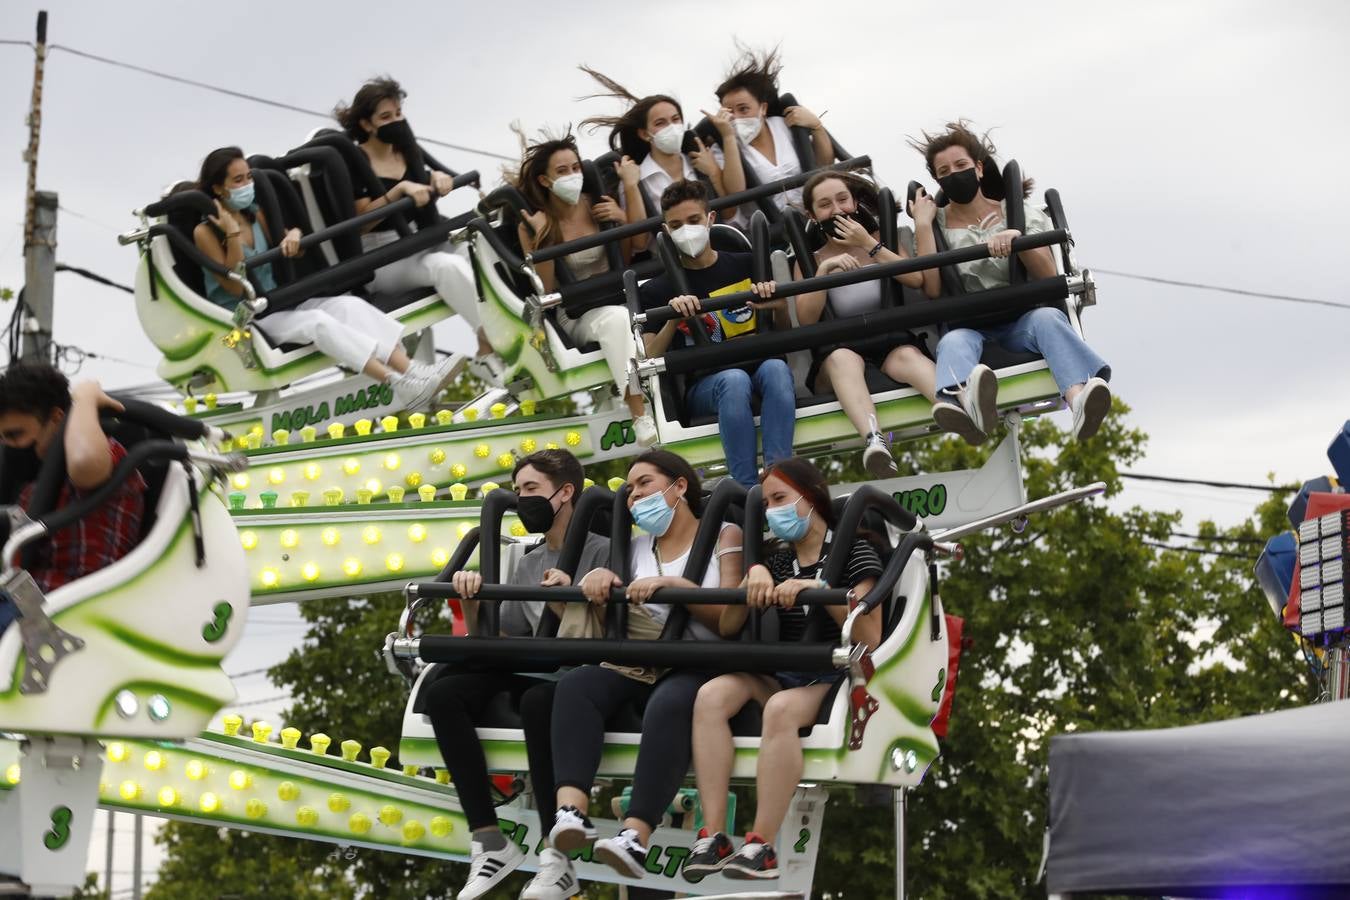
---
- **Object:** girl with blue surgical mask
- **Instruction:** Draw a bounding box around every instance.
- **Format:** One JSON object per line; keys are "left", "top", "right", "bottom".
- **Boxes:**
{"left": 541, "top": 450, "right": 744, "bottom": 886}
{"left": 684, "top": 457, "right": 883, "bottom": 882}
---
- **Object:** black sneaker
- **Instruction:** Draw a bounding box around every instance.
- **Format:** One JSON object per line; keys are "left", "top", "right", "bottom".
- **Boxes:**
{"left": 593, "top": 827, "right": 649, "bottom": 878}
{"left": 722, "top": 835, "right": 780, "bottom": 880}
{"left": 547, "top": 805, "right": 597, "bottom": 853}
{"left": 682, "top": 828, "right": 734, "bottom": 883}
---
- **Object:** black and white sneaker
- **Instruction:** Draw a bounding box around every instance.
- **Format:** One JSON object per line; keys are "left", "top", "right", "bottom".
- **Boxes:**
{"left": 547, "top": 805, "right": 597, "bottom": 853}
{"left": 593, "top": 827, "right": 649, "bottom": 878}
{"left": 966, "top": 363, "right": 999, "bottom": 433}
{"left": 931, "top": 395, "right": 986, "bottom": 446}
{"left": 682, "top": 828, "right": 734, "bottom": 883}
{"left": 722, "top": 835, "right": 780, "bottom": 880}
{"left": 1070, "top": 376, "right": 1110, "bottom": 441}
{"left": 458, "top": 837, "right": 526, "bottom": 900}
{"left": 862, "top": 431, "right": 898, "bottom": 478}
{"left": 519, "top": 847, "right": 579, "bottom": 900}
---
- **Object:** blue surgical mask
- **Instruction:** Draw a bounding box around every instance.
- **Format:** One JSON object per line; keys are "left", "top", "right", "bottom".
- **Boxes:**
{"left": 631, "top": 483, "right": 678, "bottom": 536}
{"left": 766, "top": 497, "right": 813, "bottom": 543}
{"left": 227, "top": 183, "right": 255, "bottom": 210}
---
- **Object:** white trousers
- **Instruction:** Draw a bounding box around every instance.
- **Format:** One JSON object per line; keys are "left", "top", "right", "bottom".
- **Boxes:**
{"left": 262, "top": 294, "right": 403, "bottom": 371}
{"left": 360, "top": 231, "right": 481, "bottom": 329}
{"left": 557, "top": 304, "right": 636, "bottom": 397}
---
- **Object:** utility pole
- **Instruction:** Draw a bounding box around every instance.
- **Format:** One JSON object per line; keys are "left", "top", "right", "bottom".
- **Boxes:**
{"left": 20, "top": 10, "right": 56, "bottom": 364}
{"left": 104, "top": 810, "right": 115, "bottom": 897}
{"left": 132, "top": 813, "right": 143, "bottom": 899}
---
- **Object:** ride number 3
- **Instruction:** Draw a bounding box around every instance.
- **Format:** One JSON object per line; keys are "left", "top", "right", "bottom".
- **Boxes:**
{"left": 44, "top": 806, "right": 72, "bottom": 851}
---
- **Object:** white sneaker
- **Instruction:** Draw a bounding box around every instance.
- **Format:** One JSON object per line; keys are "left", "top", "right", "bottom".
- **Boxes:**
{"left": 520, "top": 847, "right": 579, "bottom": 900}
{"left": 547, "top": 805, "right": 596, "bottom": 853}
{"left": 390, "top": 371, "right": 440, "bottom": 411}
{"left": 1070, "top": 376, "right": 1111, "bottom": 441}
{"left": 862, "top": 431, "right": 897, "bottom": 478}
{"left": 633, "top": 414, "right": 659, "bottom": 448}
{"left": 468, "top": 354, "right": 507, "bottom": 387}
{"left": 932, "top": 396, "right": 986, "bottom": 446}
{"left": 458, "top": 838, "right": 527, "bottom": 900}
{"left": 594, "top": 827, "right": 649, "bottom": 879}
{"left": 965, "top": 363, "right": 999, "bottom": 433}
{"left": 411, "top": 356, "right": 461, "bottom": 391}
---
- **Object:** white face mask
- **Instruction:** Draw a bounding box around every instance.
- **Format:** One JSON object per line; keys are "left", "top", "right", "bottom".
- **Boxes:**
{"left": 734, "top": 114, "right": 764, "bottom": 144}
{"left": 650, "top": 123, "right": 685, "bottom": 155}
{"left": 670, "top": 222, "right": 710, "bottom": 258}
{"left": 548, "top": 173, "right": 584, "bottom": 205}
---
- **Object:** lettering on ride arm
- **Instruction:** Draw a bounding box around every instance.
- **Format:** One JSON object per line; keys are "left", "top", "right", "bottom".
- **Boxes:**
{"left": 600, "top": 419, "right": 636, "bottom": 452}
{"left": 269, "top": 384, "right": 396, "bottom": 432}
{"left": 895, "top": 483, "right": 947, "bottom": 518}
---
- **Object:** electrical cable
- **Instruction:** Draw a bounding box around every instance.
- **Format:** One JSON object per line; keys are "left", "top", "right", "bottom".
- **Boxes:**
{"left": 1121, "top": 472, "right": 1297, "bottom": 493}
{"left": 1141, "top": 540, "right": 1258, "bottom": 561}
{"left": 46, "top": 44, "right": 515, "bottom": 162}
{"left": 55, "top": 263, "right": 134, "bottom": 294}
{"left": 1168, "top": 531, "right": 1268, "bottom": 545}
{"left": 1094, "top": 269, "right": 1350, "bottom": 312}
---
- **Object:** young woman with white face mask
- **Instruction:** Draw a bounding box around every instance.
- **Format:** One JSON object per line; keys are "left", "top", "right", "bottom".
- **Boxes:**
{"left": 686, "top": 457, "right": 882, "bottom": 883}
{"left": 542, "top": 450, "right": 744, "bottom": 884}
{"left": 513, "top": 132, "right": 658, "bottom": 446}
{"left": 710, "top": 46, "right": 834, "bottom": 218}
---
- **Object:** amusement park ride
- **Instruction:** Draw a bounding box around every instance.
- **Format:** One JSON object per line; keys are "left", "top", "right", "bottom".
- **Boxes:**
{"left": 0, "top": 111, "right": 1106, "bottom": 898}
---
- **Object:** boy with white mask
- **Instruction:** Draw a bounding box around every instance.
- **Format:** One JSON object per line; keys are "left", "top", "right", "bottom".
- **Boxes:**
{"left": 639, "top": 180, "right": 794, "bottom": 488}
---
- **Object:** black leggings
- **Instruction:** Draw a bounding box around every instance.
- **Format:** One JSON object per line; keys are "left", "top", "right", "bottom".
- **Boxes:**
{"left": 425, "top": 671, "right": 558, "bottom": 832}
{"left": 551, "top": 666, "right": 709, "bottom": 830}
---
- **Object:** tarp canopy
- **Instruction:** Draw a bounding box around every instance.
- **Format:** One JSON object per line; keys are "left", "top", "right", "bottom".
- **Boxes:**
{"left": 1047, "top": 700, "right": 1350, "bottom": 897}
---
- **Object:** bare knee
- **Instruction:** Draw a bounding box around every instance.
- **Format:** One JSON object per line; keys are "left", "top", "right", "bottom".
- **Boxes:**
{"left": 824, "top": 348, "right": 863, "bottom": 376}
{"left": 761, "top": 691, "right": 810, "bottom": 738}
{"left": 696, "top": 678, "right": 747, "bottom": 722}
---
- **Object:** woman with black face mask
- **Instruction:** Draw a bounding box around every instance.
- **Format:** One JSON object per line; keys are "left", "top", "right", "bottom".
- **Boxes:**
{"left": 757, "top": 172, "right": 936, "bottom": 477}
{"left": 334, "top": 78, "right": 497, "bottom": 367}
{"left": 909, "top": 120, "right": 1112, "bottom": 446}
{"left": 424, "top": 449, "right": 610, "bottom": 900}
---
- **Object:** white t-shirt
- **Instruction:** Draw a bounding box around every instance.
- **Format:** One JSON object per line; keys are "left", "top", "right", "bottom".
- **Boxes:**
{"left": 713, "top": 116, "right": 805, "bottom": 225}
{"left": 629, "top": 524, "right": 734, "bottom": 641}
{"left": 625, "top": 151, "right": 697, "bottom": 216}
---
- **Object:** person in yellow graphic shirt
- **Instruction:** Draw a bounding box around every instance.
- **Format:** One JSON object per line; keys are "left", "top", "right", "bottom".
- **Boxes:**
{"left": 639, "top": 180, "right": 792, "bottom": 487}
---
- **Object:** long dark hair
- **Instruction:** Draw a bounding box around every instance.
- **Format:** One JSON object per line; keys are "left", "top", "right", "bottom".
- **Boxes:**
{"left": 631, "top": 449, "right": 704, "bottom": 517}
{"left": 908, "top": 119, "right": 1034, "bottom": 199}
{"left": 801, "top": 170, "right": 880, "bottom": 221}
{"left": 510, "top": 129, "right": 582, "bottom": 248}
{"left": 714, "top": 43, "right": 783, "bottom": 106}
{"left": 334, "top": 76, "right": 407, "bottom": 142}
{"left": 578, "top": 66, "right": 683, "bottom": 162}
{"left": 196, "top": 146, "right": 256, "bottom": 225}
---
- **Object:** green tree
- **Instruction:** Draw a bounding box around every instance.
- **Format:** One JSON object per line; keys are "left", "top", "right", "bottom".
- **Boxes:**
{"left": 152, "top": 400, "right": 1312, "bottom": 899}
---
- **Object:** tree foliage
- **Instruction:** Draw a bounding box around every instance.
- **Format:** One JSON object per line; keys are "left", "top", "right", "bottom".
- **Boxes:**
{"left": 150, "top": 400, "right": 1313, "bottom": 898}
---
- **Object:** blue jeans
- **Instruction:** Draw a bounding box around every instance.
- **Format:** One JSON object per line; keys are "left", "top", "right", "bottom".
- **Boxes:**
{"left": 934, "top": 307, "right": 1110, "bottom": 395}
{"left": 686, "top": 360, "right": 796, "bottom": 487}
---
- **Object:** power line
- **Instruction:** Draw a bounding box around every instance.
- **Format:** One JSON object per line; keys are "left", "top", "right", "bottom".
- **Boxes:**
{"left": 229, "top": 694, "right": 291, "bottom": 708}
{"left": 1094, "top": 269, "right": 1350, "bottom": 312}
{"left": 1141, "top": 540, "right": 1258, "bottom": 561}
{"left": 55, "top": 262, "right": 134, "bottom": 294}
{"left": 0, "top": 39, "right": 34, "bottom": 48}
{"left": 227, "top": 666, "right": 273, "bottom": 679}
{"left": 1121, "top": 471, "right": 1297, "bottom": 493}
{"left": 1169, "top": 531, "right": 1268, "bottom": 545}
{"left": 46, "top": 44, "right": 515, "bottom": 163}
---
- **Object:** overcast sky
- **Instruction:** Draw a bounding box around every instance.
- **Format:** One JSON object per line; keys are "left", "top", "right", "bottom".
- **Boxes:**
{"left": 2, "top": 0, "right": 1348, "bottom": 891}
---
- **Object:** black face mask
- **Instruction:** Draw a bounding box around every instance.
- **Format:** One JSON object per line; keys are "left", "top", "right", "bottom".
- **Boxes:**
{"left": 375, "top": 119, "right": 416, "bottom": 149}
{"left": 517, "top": 486, "right": 563, "bottom": 534}
{"left": 805, "top": 207, "right": 880, "bottom": 250}
{"left": 937, "top": 168, "right": 980, "bottom": 205}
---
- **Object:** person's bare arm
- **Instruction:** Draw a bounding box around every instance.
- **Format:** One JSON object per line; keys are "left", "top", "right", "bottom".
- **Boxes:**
{"left": 689, "top": 524, "right": 743, "bottom": 633}
{"left": 64, "top": 382, "right": 124, "bottom": 491}
{"left": 193, "top": 203, "right": 246, "bottom": 297}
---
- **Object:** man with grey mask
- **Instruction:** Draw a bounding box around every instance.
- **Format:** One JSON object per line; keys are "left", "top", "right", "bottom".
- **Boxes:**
{"left": 638, "top": 180, "right": 793, "bottom": 488}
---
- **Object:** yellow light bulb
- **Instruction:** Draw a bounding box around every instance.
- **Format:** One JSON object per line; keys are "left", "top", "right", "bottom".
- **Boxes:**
{"left": 384, "top": 453, "right": 401, "bottom": 471}
{"left": 279, "top": 529, "right": 299, "bottom": 549}
{"left": 185, "top": 760, "right": 207, "bottom": 781}
{"left": 565, "top": 431, "right": 582, "bottom": 447}
{"left": 435, "top": 769, "right": 450, "bottom": 785}
{"left": 143, "top": 751, "right": 165, "bottom": 772}
{"left": 327, "top": 423, "right": 345, "bottom": 440}
{"left": 353, "top": 418, "right": 372, "bottom": 436}
{"left": 450, "top": 463, "right": 467, "bottom": 479}
{"left": 199, "top": 792, "right": 220, "bottom": 813}
{"left": 474, "top": 443, "right": 490, "bottom": 459}
{"left": 157, "top": 786, "right": 179, "bottom": 807}
{"left": 381, "top": 415, "right": 399, "bottom": 433}
{"left": 321, "top": 528, "right": 340, "bottom": 547}
{"left": 228, "top": 770, "right": 250, "bottom": 791}
{"left": 510, "top": 522, "right": 528, "bottom": 538}
{"left": 520, "top": 438, "right": 537, "bottom": 453}
{"left": 405, "top": 471, "right": 422, "bottom": 488}
{"left": 250, "top": 424, "right": 264, "bottom": 436}
{"left": 463, "top": 407, "right": 479, "bottom": 422}
{"left": 386, "top": 553, "right": 405, "bottom": 573}
{"left": 342, "top": 457, "right": 361, "bottom": 475}
{"left": 429, "top": 816, "right": 452, "bottom": 837}
{"left": 231, "top": 473, "right": 250, "bottom": 490}
{"left": 303, "top": 463, "right": 321, "bottom": 481}
{"left": 429, "top": 448, "right": 446, "bottom": 465}
{"left": 607, "top": 476, "right": 625, "bottom": 492}
{"left": 301, "top": 562, "right": 321, "bottom": 582}
{"left": 277, "top": 781, "right": 299, "bottom": 802}
{"left": 456, "top": 522, "right": 472, "bottom": 538}
{"left": 4, "top": 763, "right": 20, "bottom": 785}
{"left": 386, "top": 486, "right": 405, "bottom": 503}
{"left": 431, "top": 548, "right": 450, "bottom": 567}
{"left": 520, "top": 399, "right": 537, "bottom": 416}
{"left": 496, "top": 452, "right": 515, "bottom": 469}
{"left": 378, "top": 804, "right": 402, "bottom": 826}
{"left": 204, "top": 393, "right": 218, "bottom": 409}
{"left": 343, "top": 558, "right": 363, "bottom": 577}
{"left": 268, "top": 467, "right": 286, "bottom": 485}
{"left": 365, "top": 478, "right": 382, "bottom": 494}
{"left": 296, "top": 806, "right": 318, "bottom": 827}
{"left": 362, "top": 526, "right": 381, "bottom": 545}
{"left": 435, "top": 409, "right": 454, "bottom": 426}
{"left": 118, "top": 780, "right": 140, "bottom": 801}
{"left": 408, "top": 412, "right": 427, "bottom": 429}
{"left": 408, "top": 524, "right": 428, "bottom": 543}
{"left": 221, "top": 715, "right": 242, "bottom": 736}
{"left": 259, "top": 568, "right": 280, "bottom": 589}
{"left": 309, "top": 733, "right": 331, "bottom": 755}
{"left": 349, "top": 813, "right": 372, "bottom": 834}
{"left": 239, "top": 531, "right": 258, "bottom": 551}
{"left": 489, "top": 402, "right": 507, "bottom": 419}
{"left": 328, "top": 792, "right": 350, "bottom": 813}
{"left": 402, "top": 820, "right": 426, "bottom": 842}
{"left": 340, "top": 740, "right": 362, "bottom": 762}
{"left": 369, "top": 746, "right": 391, "bottom": 769}
{"left": 106, "top": 742, "right": 128, "bottom": 763}
{"left": 245, "top": 799, "right": 267, "bottom": 819}
{"left": 280, "top": 727, "right": 301, "bottom": 749}
{"left": 252, "top": 722, "right": 272, "bottom": 743}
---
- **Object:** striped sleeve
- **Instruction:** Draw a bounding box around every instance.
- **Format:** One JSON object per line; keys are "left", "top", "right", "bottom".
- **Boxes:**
{"left": 842, "top": 540, "right": 884, "bottom": 589}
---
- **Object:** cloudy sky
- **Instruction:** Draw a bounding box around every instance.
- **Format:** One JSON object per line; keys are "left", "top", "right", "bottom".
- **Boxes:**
{"left": 2, "top": 0, "right": 1348, "bottom": 891}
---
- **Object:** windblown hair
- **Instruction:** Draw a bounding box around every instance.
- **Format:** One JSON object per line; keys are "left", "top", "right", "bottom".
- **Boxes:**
{"left": 577, "top": 66, "right": 683, "bottom": 162}
{"left": 714, "top": 42, "right": 783, "bottom": 105}
{"left": 333, "top": 77, "right": 406, "bottom": 142}
{"left": 908, "top": 119, "right": 1034, "bottom": 198}
{"left": 508, "top": 127, "right": 582, "bottom": 248}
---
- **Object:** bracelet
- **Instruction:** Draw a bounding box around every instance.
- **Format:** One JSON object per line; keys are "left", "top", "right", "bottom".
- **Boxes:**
{"left": 867, "top": 241, "right": 883, "bottom": 258}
